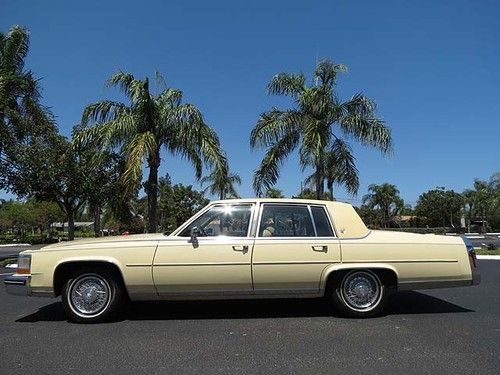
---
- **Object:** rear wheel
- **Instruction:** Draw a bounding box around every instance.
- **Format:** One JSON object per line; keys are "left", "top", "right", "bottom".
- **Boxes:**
{"left": 62, "top": 270, "right": 124, "bottom": 323}
{"left": 330, "top": 270, "right": 389, "bottom": 318}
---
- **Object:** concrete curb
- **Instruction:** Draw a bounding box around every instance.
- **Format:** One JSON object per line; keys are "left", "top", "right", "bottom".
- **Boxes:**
{"left": 0, "top": 243, "right": 30, "bottom": 247}
{"left": 477, "top": 255, "right": 500, "bottom": 260}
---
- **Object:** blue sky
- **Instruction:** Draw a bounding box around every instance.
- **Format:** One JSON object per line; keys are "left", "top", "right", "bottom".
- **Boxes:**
{"left": 2, "top": 0, "right": 499, "bottom": 206}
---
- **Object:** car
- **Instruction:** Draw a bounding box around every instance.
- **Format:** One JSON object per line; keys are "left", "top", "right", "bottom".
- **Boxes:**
{"left": 4, "top": 198, "right": 480, "bottom": 323}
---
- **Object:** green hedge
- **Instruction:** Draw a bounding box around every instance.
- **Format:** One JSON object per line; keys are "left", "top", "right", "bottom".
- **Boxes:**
{"left": 382, "top": 227, "right": 448, "bottom": 235}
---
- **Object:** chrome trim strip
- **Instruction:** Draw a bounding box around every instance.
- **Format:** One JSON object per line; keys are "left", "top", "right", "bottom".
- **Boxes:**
{"left": 253, "top": 260, "right": 334, "bottom": 265}
{"left": 345, "top": 259, "right": 458, "bottom": 263}
{"left": 171, "top": 203, "right": 256, "bottom": 238}
{"left": 308, "top": 205, "right": 318, "bottom": 236}
{"left": 126, "top": 263, "right": 152, "bottom": 267}
{"left": 154, "top": 262, "right": 250, "bottom": 267}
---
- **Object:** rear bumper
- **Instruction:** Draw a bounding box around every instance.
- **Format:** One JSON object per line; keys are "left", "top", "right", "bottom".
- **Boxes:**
{"left": 4, "top": 274, "right": 31, "bottom": 296}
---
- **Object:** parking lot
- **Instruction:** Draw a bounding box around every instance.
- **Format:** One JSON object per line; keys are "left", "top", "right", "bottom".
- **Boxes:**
{"left": 0, "top": 260, "right": 498, "bottom": 374}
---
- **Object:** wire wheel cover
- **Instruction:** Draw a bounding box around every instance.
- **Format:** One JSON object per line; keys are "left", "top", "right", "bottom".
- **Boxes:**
{"left": 70, "top": 275, "right": 111, "bottom": 316}
{"left": 341, "top": 272, "right": 381, "bottom": 311}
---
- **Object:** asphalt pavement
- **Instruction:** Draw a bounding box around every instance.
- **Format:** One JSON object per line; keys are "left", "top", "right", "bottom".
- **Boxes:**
{"left": 0, "top": 260, "right": 499, "bottom": 374}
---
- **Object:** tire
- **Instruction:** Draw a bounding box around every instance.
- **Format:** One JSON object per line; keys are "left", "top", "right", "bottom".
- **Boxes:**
{"left": 61, "top": 269, "right": 125, "bottom": 323}
{"left": 329, "top": 269, "right": 389, "bottom": 318}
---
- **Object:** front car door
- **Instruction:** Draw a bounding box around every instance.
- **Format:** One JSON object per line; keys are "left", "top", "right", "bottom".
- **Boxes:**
{"left": 252, "top": 203, "right": 341, "bottom": 295}
{"left": 153, "top": 203, "right": 255, "bottom": 297}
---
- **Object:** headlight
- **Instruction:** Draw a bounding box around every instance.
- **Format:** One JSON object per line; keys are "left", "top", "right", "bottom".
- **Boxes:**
{"left": 17, "top": 254, "right": 31, "bottom": 275}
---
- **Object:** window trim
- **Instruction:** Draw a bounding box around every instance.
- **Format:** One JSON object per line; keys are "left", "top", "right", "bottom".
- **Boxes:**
{"left": 175, "top": 203, "right": 256, "bottom": 238}
{"left": 256, "top": 203, "right": 337, "bottom": 239}
{"left": 309, "top": 204, "right": 336, "bottom": 238}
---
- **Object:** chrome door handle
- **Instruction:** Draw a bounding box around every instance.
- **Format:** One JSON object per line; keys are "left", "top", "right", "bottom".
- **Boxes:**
{"left": 232, "top": 245, "right": 249, "bottom": 253}
{"left": 312, "top": 245, "right": 328, "bottom": 252}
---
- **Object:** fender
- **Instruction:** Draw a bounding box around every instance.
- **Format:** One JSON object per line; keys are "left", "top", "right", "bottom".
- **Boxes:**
{"left": 319, "top": 262, "right": 400, "bottom": 293}
{"left": 52, "top": 256, "right": 128, "bottom": 295}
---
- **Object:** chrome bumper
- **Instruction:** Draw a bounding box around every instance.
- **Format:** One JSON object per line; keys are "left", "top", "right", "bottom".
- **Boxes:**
{"left": 4, "top": 274, "right": 30, "bottom": 296}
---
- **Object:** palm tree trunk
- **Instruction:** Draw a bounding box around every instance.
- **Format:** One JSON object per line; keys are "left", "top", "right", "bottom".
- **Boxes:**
{"left": 146, "top": 150, "right": 160, "bottom": 233}
{"left": 315, "top": 163, "right": 325, "bottom": 200}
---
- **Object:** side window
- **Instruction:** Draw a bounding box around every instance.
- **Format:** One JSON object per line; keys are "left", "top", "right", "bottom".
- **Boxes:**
{"left": 311, "top": 206, "right": 334, "bottom": 237}
{"left": 179, "top": 204, "right": 253, "bottom": 237}
{"left": 259, "top": 205, "right": 315, "bottom": 237}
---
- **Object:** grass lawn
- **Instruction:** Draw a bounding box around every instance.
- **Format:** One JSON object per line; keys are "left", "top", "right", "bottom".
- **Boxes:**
{"left": 475, "top": 248, "right": 500, "bottom": 256}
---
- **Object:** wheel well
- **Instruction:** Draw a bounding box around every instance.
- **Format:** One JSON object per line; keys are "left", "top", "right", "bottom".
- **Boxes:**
{"left": 53, "top": 261, "right": 127, "bottom": 297}
{"left": 325, "top": 267, "right": 398, "bottom": 294}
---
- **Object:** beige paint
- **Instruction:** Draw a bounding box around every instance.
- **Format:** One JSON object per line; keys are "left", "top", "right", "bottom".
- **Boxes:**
{"left": 17, "top": 198, "right": 475, "bottom": 300}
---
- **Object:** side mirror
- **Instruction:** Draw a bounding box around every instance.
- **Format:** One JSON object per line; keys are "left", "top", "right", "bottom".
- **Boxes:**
{"left": 190, "top": 226, "right": 199, "bottom": 245}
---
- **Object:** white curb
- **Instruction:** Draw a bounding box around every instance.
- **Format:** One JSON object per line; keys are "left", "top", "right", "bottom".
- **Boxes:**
{"left": 477, "top": 255, "right": 500, "bottom": 260}
{"left": 0, "top": 243, "right": 30, "bottom": 247}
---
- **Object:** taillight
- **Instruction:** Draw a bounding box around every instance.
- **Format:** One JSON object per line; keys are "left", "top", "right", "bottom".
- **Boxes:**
{"left": 17, "top": 254, "right": 31, "bottom": 274}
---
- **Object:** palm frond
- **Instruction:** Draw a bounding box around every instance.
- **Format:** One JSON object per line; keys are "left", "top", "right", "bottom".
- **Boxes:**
{"left": 314, "top": 59, "right": 347, "bottom": 86}
{"left": 121, "top": 131, "right": 157, "bottom": 190}
{"left": 250, "top": 109, "right": 301, "bottom": 149}
{"left": 253, "top": 131, "right": 299, "bottom": 196}
{"left": 267, "top": 73, "right": 305, "bottom": 97}
{"left": 81, "top": 100, "right": 128, "bottom": 125}
{"left": 2, "top": 26, "right": 30, "bottom": 73}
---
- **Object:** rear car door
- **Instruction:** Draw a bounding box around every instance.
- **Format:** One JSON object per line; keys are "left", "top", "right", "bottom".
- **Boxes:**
{"left": 252, "top": 203, "right": 341, "bottom": 294}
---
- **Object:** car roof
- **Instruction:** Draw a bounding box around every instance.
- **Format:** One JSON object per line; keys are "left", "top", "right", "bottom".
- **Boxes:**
{"left": 209, "top": 198, "right": 353, "bottom": 207}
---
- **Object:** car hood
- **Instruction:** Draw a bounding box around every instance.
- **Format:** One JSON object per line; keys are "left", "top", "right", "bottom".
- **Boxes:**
{"left": 31, "top": 233, "right": 167, "bottom": 252}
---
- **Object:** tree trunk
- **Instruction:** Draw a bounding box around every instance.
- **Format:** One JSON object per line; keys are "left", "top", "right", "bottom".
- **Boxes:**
{"left": 67, "top": 208, "right": 75, "bottom": 241}
{"left": 146, "top": 152, "right": 160, "bottom": 233}
{"left": 315, "top": 163, "right": 325, "bottom": 200}
{"left": 329, "top": 184, "right": 334, "bottom": 201}
{"left": 93, "top": 206, "right": 101, "bottom": 237}
{"left": 220, "top": 191, "right": 225, "bottom": 200}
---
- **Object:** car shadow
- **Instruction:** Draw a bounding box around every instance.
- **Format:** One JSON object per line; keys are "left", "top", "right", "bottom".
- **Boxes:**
{"left": 16, "top": 291, "right": 473, "bottom": 323}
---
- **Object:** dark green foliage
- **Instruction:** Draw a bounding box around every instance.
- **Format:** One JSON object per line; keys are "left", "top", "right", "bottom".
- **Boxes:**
{"left": 415, "top": 188, "right": 463, "bottom": 229}
{"left": 362, "top": 183, "right": 404, "bottom": 228}
{"left": 158, "top": 175, "right": 209, "bottom": 234}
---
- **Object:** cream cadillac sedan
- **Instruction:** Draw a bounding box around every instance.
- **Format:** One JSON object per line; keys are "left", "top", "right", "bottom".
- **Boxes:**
{"left": 5, "top": 199, "right": 480, "bottom": 323}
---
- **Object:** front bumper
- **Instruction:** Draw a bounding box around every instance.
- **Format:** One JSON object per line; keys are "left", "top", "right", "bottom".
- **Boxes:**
{"left": 4, "top": 274, "right": 31, "bottom": 296}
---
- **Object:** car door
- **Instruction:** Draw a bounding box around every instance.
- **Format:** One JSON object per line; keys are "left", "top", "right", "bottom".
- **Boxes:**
{"left": 252, "top": 203, "right": 341, "bottom": 294}
{"left": 153, "top": 203, "right": 255, "bottom": 296}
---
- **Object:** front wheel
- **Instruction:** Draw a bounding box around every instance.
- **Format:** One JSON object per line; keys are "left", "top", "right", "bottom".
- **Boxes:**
{"left": 330, "top": 270, "right": 389, "bottom": 318}
{"left": 62, "top": 270, "right": 124, "bottom": 323}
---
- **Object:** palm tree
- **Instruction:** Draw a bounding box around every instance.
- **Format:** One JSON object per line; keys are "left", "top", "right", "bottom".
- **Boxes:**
{"left": 74, "top": 72, "right": 226, "bottom": 232}
{"left": 250, "top": 59, "right": 392, "bottom": 199}
{"left": 0, "top": 25, "right": 55, "bottom": 167}
{"left": 362, "top": 183, "right": 404, "bottom": 228}
{"left": 200, "top": 160, "right": 241, "bottom": 200}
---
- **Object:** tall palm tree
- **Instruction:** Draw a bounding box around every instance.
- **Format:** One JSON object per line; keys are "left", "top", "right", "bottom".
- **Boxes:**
{"left": 250, "top": 59, "right": 392, "bottom": 199}
{"left": 74, "top": 72, "right": 226, "bottom": 232}
{"left": 362, "top": 183, "right": 404, "bottom": 228}
{"left": 200, "top": 160, "right": 241, "bottom": 200}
